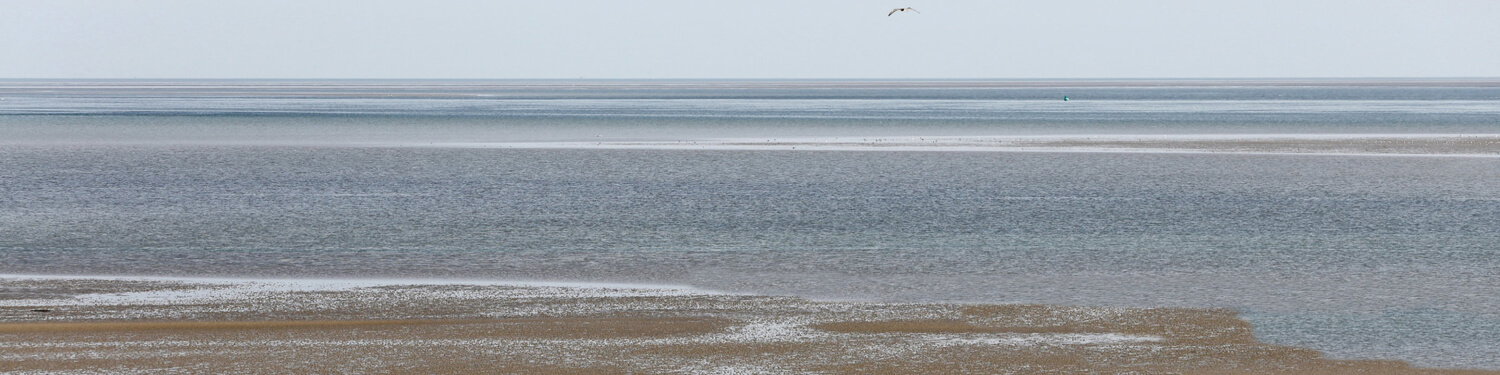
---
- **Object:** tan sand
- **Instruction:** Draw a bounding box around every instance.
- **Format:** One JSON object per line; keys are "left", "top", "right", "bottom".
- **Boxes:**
{"left": 1, "top": 277, "right": 1495, "bottom": 374}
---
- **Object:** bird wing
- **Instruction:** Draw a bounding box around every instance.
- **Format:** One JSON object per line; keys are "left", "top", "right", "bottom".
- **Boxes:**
{"left": 909, "top": 8, "right": 919, "bottom": 13}
{"left": 889, "top": 9, "right": 899, "bottom": 16}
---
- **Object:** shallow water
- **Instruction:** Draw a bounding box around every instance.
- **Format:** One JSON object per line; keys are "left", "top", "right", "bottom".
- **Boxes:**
{"left": 2, "top": 80, "right": 1499, "bottom": 369}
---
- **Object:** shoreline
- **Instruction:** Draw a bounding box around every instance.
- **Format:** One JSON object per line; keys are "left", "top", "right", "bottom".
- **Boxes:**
{"left": 3, "top": 275, "right": 1495, "bottom": 374}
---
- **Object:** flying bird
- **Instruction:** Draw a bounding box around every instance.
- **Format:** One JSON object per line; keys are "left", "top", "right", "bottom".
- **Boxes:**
{"left": 888, "top": 7, "right": 919, "bottom": 16}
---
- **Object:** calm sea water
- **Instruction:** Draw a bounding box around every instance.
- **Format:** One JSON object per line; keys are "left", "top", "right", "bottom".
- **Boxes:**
{"left": 3, "top": 80, "right": 1499, "bottom": 369}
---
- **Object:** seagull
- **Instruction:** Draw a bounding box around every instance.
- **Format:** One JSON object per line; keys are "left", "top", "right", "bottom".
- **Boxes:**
{"left": 888, "top": 7, "right": 919, "bottom": 16}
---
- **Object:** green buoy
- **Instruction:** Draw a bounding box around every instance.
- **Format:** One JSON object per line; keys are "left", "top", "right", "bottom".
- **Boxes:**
{"left": 1063, "top": 96, "right": 1069, "bottom": 101}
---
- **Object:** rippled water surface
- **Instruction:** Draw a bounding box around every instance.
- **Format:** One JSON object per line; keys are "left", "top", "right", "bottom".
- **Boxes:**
{"left": 2, "top": 80, "right": 1499, "bottom": 369}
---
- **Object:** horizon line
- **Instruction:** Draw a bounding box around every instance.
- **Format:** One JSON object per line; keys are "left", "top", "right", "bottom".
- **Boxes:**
{"left": 4, "top": 77, "right": 1500, "bottom": 81}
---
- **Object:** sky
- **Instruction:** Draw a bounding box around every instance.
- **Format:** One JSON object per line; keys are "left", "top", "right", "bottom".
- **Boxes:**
{"left": 2, "top": 0, "right": 1498, "bottom": 79}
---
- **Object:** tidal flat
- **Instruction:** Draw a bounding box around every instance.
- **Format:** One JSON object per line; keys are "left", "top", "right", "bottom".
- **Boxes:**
{"left": 1, "top": 276, "right": 1494, "bottom": 374}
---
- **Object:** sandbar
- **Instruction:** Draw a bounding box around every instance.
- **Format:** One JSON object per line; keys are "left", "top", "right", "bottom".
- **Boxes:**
{"left": 2, "top": 276, "right": 1495, "bottom": 374}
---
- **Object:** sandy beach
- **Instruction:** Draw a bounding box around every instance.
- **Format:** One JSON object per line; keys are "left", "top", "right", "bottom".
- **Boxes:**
{"left": 2, "top": 276, "right": 1494, "bottom": 374}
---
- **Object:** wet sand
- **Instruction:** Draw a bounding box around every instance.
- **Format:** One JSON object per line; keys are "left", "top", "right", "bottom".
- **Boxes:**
{"left": 2, "top": 277, "right": 1495, "bottom": 374}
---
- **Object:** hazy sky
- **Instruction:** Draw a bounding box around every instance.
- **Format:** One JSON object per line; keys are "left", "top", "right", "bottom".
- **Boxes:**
{"left": 3, "top": 0, "right": 1497, "bottom": 79}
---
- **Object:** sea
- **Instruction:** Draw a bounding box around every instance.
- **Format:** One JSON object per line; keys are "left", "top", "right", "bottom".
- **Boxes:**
{"left": 2, "top": 79, "right": 1499, "bottom": 369}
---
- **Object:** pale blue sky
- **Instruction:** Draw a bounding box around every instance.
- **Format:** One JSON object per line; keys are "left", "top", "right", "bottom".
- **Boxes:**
{"left": 3, "top": 0, "right": 1497, "bottom": 79}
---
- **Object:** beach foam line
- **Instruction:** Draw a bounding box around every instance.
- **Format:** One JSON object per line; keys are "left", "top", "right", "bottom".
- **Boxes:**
{"left": 0, "top": 274, "right": 705, "bottom": 292}
{"left": 0, "top": 319, "right": 491, "bottom": 333}
{"left": 0, "top": 274, "right": 718, "bottom": 307}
